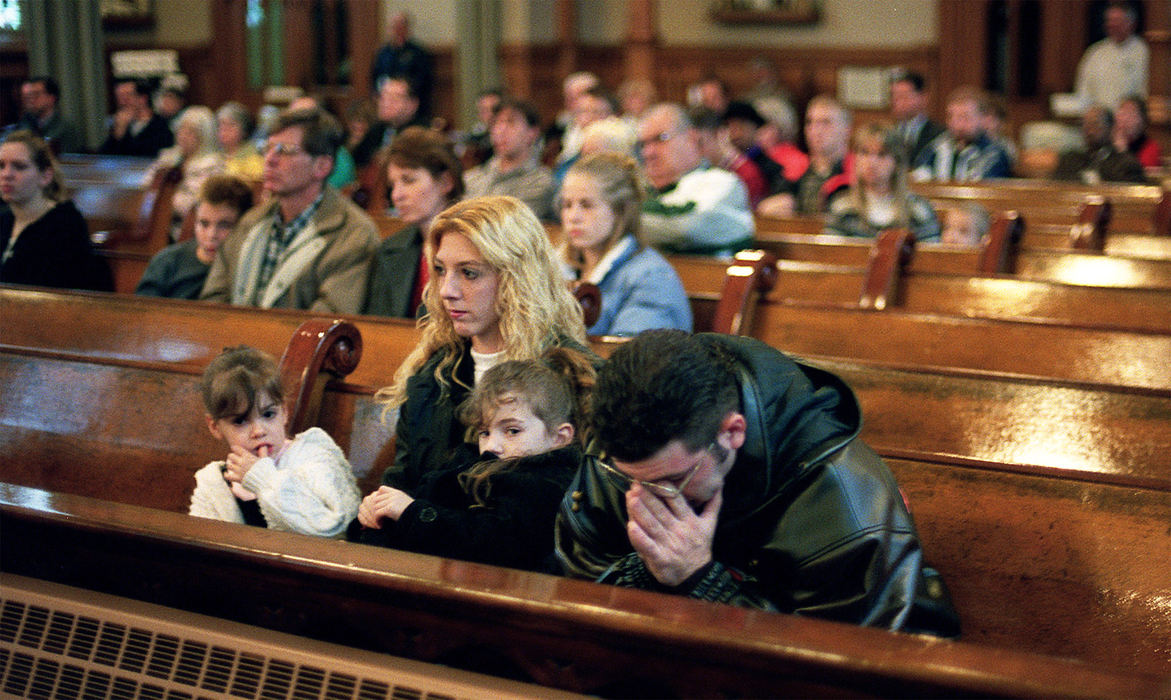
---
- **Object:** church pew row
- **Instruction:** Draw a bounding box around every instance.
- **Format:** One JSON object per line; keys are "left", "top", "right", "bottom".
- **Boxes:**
{"left": 746, "top": 300, "right": 1171, "bottom": 391}
{"left": 666, "top": 252, "right": 1171, "bottom": 334}
{"left": 757, "top": 191, "right": 1171, "bottom": 261}
{"left": 749, "top": 227, "right": 1171, "bottom": 289}
{"left": 5, "top": 484, "right": 1166, "bottom": 698}
{"left": 910, "top": 179, "right": 1170, "bottom": 237}
{"left": 61, "top": 156, "right": 180, "bottom": 294}
{"left": 3, "top": 316, "right": 1170, "bottom": 681}
{"left": 4, "top": 291, "right": 1171, "bottom": 681}
{"left": 6, "top": 284, "right": 1171, "bottom": 488}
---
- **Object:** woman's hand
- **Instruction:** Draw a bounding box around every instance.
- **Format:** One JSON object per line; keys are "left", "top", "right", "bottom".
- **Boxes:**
{"left": 357, "top": 486, "right": 416, "bottom": 528}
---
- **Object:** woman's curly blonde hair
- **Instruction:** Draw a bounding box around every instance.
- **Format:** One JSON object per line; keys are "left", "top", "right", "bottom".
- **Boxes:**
{"left": 375, "top": 195, "right": 587, "bottom": 415}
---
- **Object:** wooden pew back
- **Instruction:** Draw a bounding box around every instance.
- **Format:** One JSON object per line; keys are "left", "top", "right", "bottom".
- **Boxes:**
{"left": 3, "top": 483, "right": 1167, "bottom": 695}
{"left": 5, "top": 289, "right": 1171, "bottom": 682}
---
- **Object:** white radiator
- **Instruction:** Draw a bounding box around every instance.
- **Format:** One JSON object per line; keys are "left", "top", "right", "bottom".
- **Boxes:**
{"left": 0, "top": 574, "right": 575, "bottom": 700}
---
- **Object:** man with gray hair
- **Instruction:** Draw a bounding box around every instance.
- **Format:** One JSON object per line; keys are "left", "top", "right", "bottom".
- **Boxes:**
{"left": 637, "top": 103, "right": 754, "bottom": 255}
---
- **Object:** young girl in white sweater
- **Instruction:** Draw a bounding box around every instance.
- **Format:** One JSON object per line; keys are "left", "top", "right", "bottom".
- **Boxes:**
{"left": 189, "top": 345, "right": 359, "bottom": 537}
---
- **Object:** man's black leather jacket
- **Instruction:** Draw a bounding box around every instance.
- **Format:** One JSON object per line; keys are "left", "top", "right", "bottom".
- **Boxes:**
{"left": 556, "top": 334, "right": 960, "bottom": 637}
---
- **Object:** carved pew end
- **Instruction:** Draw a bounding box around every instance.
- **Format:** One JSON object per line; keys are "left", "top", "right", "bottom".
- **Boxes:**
{"left": 859, "top": 229, "right": 914, "bottom": 310}
{"left": 977, "top": 210, "right": 1024, "bottom": 274}
{"left": 712, "top": 250, "right": 778, "bottom": 335}
{"left": 279, "top": 320, "right": 364, "bottom": 435}
{"left": 1068, "top": 196, "right": 1111, "bottom": 252}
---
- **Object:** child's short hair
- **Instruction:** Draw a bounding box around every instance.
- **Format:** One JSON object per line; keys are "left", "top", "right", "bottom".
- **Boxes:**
{"left": 459, "top": 347, "right": 596, "bottom": 439}
{"left": 199, "top": 174, "right": 254, "bottom": 217}
{"left": 200, "top": 346, "right": 285, "bottom": 421}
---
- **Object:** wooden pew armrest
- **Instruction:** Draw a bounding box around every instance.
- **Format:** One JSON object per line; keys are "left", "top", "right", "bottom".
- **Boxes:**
{"left": 279, "top": 319, "right": 363, "bottom": 435}
{"left": 712, "top": 250, "right": 778, "bottom": 335}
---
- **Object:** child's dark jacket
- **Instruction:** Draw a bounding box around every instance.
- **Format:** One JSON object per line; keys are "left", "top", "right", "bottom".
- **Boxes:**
{"left": 352, "top": 444, "right": 584, "bottom": 573}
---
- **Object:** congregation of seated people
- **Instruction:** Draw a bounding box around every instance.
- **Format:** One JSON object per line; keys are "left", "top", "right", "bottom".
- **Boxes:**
{"left": 3, "top": 21, "right": 1167, "bottom": 655}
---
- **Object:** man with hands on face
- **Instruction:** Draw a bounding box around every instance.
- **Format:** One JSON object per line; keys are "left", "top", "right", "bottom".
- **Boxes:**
{"left": 556, "top": 330, "right": 960, "bottom": 636}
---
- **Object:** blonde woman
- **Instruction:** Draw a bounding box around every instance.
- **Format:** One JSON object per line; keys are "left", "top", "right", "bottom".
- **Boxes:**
{"left": 559, "top": 152, "right": 691, "bottom": 336}
{"left": 370, "top": 195, "right": 591, "bottom": 496}
{"left": 824, "top": 122, "right": 939, "bottom": 241}
{"left": 143, "top": 105, "right": 226, "bottom": 240}
{"left": 217, "top": 101, "right": 263, "bottom": 181}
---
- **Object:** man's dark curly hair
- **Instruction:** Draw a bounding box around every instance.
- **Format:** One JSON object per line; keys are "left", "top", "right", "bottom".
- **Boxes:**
{"left": 592, "top": 330, "right": 739, "bottom": 461}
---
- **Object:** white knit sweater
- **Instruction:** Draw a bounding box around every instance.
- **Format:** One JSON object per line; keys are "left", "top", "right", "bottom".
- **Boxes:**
{"left": 188, "top": 427, "right": 360, "bottom": 538}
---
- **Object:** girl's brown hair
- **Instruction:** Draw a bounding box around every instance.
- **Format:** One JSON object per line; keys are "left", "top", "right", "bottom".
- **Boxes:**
{"left": 1, "top": 130, "right": 68, "bottom": 201}
{"left": 385, "top": 126, "right": 464, "bottom": 201}
{"left": 200, "top": 346, "right": 285, "bottom": 421}
{"left": 456, "top": 347, "right": 596, "bottom": 505}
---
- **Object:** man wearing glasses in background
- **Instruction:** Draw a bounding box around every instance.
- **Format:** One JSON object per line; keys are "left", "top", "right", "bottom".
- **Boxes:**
{"left": 201, "top": 108, "right": 378, "bottom": 313}
{"left": 557, "top": 329, "right": 960, "bottom": 637}
{"left": 636, "top": 103, "right": 754, "bottom": 256}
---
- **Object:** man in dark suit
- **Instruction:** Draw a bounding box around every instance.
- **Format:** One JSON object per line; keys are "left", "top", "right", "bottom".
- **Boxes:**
{"left": 890, "top": 71, "right": 944, "bottom": 165}
{"left": 99, "top": 78, "right": 173, "bottom": 157}
{"left": 15, "top": 76, "right": 83, "bottom": 153}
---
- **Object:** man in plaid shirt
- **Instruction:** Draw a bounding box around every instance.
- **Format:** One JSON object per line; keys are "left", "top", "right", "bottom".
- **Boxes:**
{"left": 201, "top": 108, "right": 378, "bottom": 313}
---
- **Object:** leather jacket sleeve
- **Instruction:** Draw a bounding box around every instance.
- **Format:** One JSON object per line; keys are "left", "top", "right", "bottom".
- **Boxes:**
{"left": 555, "top": 440, "right": 960, "bottom": 637}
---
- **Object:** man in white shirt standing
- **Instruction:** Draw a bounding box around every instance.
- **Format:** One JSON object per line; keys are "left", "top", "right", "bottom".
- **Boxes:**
{"left": 1075, "top": 1, "right": 1148, "bottom": 110}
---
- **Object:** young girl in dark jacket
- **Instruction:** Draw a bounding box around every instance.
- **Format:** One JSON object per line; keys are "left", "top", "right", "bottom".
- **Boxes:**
{"left": 350, "top": 347, "right": 596, "bottom": 573}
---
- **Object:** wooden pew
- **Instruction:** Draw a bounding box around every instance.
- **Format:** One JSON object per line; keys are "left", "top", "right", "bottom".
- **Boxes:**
{"left": 667, "top": 249, "right": 1171, "bottom": 334}
{"left": 5, "top": 484, "right": 1165, "bottom": 698}
{"left": 61, "top": 155, "right": 179, "bottom": 293}
{"left": 747, "top": 302, "right": 1171, "bottom": 391}
{"left": 910, "top": 179, "right": 1169, "bottom": 237}
{"left": 5, "top": 289, "right": 1171, "bottom": 685}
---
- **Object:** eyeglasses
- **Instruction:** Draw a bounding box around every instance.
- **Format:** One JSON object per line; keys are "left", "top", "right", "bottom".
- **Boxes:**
{"left": 597, "top": 442, "right": 715, "bottom": 499}
{"left": 635, "top": 129, "right": 679, "bottom": 151}
{"left": 261, "top": 141, "right": 307, "bottom": 158}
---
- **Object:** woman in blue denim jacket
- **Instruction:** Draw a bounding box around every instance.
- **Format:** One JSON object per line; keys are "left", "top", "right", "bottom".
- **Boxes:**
{"left": 558, "top": 152, "right": 692, "bottom": 337}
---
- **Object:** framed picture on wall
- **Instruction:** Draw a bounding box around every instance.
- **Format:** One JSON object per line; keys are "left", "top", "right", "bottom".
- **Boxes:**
{"left": 101, "top": 0, "right": 153, "bottom": 28}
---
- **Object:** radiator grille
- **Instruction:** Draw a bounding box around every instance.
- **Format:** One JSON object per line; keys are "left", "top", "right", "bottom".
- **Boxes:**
{"left": 0, "top": 574, "right": 573, "bottom": 700}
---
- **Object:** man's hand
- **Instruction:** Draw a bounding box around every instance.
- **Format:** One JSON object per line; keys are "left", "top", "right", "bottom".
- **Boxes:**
{"left": 625, "top": 484, "right": 723, "bottom": 587}
{"left": 111, "top": 108, "right": 134, "bottom": 138}
{"left": 357, "top": 486, "right": 416, "bottom": 528}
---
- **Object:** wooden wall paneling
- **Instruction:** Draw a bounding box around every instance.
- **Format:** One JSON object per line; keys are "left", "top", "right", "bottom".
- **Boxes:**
{"left": 937, "top": 0, "right": 990, "bottom": 104}
{"left": 347, "top": 0, "right": 380, "bottom": 104}
{"left": 1144, "top": 0, "right": 1170, "bottom": 104}
{"left": 577, "top": 46, "right": 627, "bottom": 97}
{"left": 499, "top": 43, "right": 563, "bottom": 123}
{"left": 282, "top": 1, "right": 311, "bottom": 92}
{"left": 554, "top": 0, "right": 578, "bottom": 87}
{"left": 623, "top": 0, "right": 657, "bottom": 82}
{"left": 646, "top": 44, "right": 937, "bottom": 117}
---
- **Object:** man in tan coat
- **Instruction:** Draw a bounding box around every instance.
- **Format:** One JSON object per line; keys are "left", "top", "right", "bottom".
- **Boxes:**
{"left": 201, "top": 108, "right": 378, "bottom": 313}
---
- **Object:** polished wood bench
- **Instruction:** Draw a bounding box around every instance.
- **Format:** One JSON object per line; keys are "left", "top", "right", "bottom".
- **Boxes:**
{"left": 5, "top": 289, "right": 1171, "bottom": 684}
{"left": 911, "top": 179, "right": 1170, "bottom": 237}
{"left": 5, "top": 483, "right": 1164, "bottom": 697}
{"left": 668, "top": 247, "right": 1171, "bottom": 334}
{"left": 749, "top": 301, "right": 1171, "bottom": 390}
{"left": 4, "top": 314, "right": 1170, "bottom": 680}
{"left": 62, "top": 155, "right": 180, "bottom": 293}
